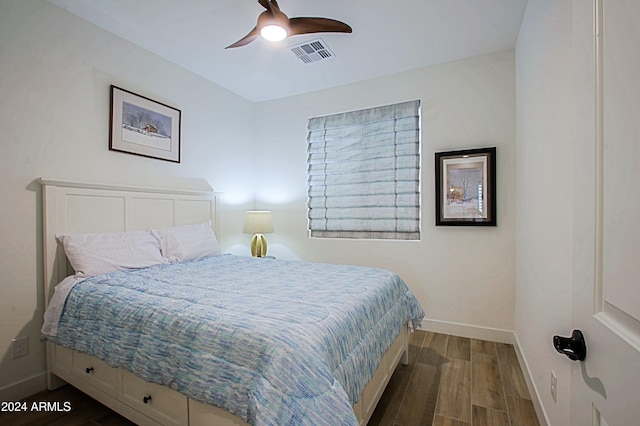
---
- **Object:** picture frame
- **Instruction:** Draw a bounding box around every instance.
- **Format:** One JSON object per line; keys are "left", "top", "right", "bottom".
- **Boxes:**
{"left": 109, "top": 85, "right": 181, "bottom": 163}
{"left": 435, "top": 147, "right": 496, "bottom": 226}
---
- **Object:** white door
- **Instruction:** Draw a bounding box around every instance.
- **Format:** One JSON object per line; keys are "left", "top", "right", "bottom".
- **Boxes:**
{"left": 570, "top": 0, "right": 640, "bottom": 424}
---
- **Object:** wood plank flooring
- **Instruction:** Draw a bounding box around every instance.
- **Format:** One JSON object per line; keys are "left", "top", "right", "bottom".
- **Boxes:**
{"left": 369, "top": 330, "right": 540, "bottom": 426}
{"left": 0, "top": 331, "right": 539, "bottom": 426}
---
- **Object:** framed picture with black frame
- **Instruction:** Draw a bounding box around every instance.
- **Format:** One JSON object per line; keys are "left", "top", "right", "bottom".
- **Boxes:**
{"left": 109, "top": 85, "right": 181, "bottom": 163}
{"left": 435, "top": 147, "right": 496, "bottom": 226}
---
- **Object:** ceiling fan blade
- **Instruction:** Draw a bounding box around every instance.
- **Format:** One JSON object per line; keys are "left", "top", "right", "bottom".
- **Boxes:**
{"left": 226, "top": 26, "right": 260, "bottom": 49}
{"left": 288, "top": 17, "right": 352, "bottom": 36}
{"left": 258, "top": 0, "right": 281, "bottom": 12}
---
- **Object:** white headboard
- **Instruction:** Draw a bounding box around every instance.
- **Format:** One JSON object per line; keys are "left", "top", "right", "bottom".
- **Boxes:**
{"left": 38, "top": 178, "right": 219, "bottom": 306}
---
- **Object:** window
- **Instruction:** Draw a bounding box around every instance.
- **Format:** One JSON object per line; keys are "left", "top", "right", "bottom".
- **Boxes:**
{"left": 306, "top": 100, "right": 421, "bottom": 240}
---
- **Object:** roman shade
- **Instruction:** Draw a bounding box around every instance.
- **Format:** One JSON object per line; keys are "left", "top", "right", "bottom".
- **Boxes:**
{"left": 307, "top": 100, "right": 421, "bottom": 240}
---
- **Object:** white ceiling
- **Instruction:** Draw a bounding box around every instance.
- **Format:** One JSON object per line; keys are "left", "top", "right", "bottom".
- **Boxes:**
{"left": 48, "top": 0, "right": 528, "bottom": 103}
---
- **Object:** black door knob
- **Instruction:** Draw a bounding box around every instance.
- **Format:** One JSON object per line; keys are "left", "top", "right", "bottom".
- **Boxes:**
{"left": 553, "top": 329, "right": 587, "bottom": 361}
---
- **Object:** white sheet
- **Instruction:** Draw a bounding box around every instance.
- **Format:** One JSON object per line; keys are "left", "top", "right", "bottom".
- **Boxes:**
{"left": 42, "top": 275, "right": 83, "bottom": 337}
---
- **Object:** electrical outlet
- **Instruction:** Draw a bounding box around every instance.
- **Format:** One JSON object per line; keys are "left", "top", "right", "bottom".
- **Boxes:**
{"left": 550, "top": 370, "right": 557, "bottom": 402}
{"left": 12, "top": 336, "right": 29, "bottom": 359}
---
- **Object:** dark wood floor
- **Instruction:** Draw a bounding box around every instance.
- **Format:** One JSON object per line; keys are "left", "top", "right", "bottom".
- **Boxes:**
{"left": 369, "top": 330, "right": 539, "bottom": 426}
{"left": 1, "top": 331, "right": 539, "bottom": 426}
{"left": 0, "top": 384, "right": 136, "bottom": 426}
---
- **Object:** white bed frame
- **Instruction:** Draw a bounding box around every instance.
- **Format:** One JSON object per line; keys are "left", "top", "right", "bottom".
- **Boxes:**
{"left": 38, "top": 177, "right": 409, "bottom": 426}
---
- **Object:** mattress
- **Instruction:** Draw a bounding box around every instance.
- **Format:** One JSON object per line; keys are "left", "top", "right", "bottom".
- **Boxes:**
{"left": 42, "top": 254, "right": 424, "bottom": 425}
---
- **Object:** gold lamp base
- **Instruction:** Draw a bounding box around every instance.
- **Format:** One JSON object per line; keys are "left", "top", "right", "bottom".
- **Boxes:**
{"left": 250, "top": 233, "right": 268, "bottom": 257}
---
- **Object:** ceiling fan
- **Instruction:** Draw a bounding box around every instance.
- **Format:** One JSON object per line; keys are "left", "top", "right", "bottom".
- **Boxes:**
{"left": 226, "top": 0, "right": 352, "bottom": 49}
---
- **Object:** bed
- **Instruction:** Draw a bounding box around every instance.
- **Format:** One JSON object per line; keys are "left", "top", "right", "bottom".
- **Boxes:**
{"left": 38, "top": 178, "right": 424, "bottom": 426}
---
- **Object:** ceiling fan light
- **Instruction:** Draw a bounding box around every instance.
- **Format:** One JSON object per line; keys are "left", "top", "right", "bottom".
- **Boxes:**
{"left": 260, "top": 24, "right": 287, "bottom": 42}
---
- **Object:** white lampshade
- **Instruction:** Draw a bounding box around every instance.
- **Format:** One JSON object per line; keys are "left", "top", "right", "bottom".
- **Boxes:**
{"left": 260, "top": 24, "right": 287, "bottom": 42}
{"left": 243, "top": 210, "right": 274, "bottom": 234}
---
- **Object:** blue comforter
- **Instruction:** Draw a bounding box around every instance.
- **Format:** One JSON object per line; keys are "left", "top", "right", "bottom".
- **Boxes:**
{"left": 43, "top": 255, "right": 424, "bottom": 425}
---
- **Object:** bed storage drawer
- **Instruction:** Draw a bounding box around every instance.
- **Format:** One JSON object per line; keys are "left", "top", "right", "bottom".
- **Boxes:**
{"left": 189, "top": 398, "right": 249, "bottom": 426}
{"left": 71, "top": 351, "right": 118, "bottom": 394}
{"left": 121, "top": 371, "right": 188, "bottom": 426}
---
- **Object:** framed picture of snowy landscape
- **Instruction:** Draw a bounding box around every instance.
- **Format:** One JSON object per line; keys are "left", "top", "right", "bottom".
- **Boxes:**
{"left": 110, "top": 85, "right": 181, "bottom": 163}
{"left": 435, "top": 147, "right": 496, "bottom": 226}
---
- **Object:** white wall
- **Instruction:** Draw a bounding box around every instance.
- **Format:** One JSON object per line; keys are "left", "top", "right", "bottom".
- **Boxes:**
{"left": 0, "top": 0, "right": 256, "bottom": 399}
{"left": 515, "top": 1, "right": 574, "bottom": 424}
{"left": 253, "top": 50, "right": 517, "bottom": 341}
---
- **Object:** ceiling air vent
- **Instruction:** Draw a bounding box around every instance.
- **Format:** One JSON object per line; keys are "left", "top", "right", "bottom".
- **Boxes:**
{"left": 290, "top": 39, "right": 334, "bottom": 64}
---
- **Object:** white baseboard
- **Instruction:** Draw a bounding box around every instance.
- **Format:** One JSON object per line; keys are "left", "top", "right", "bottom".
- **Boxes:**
{"left": 420, "top": 318, "right": 514, "bottom": 344}
{"left": 513, "top": 333, "right": 549, "bottom": 426}
{"left": 0, "top": 372, "right": 47, "bottom": 401}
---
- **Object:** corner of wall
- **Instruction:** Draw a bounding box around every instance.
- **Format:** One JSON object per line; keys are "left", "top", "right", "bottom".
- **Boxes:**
{"left": 513, "top": 332, "right": 549, "bottom": 426}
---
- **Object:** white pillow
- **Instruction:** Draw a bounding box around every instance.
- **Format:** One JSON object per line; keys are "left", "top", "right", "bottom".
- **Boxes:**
{"left": 152, "top": 221, "right": 221, "bottom": 262}
{"left": 56, "top": 230, "right": 165, "bottom": 278}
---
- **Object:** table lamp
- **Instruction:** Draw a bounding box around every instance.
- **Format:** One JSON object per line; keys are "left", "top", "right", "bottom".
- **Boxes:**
{"left": 243, "top": 210, "right": 274, "bottom": 257}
